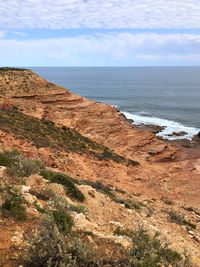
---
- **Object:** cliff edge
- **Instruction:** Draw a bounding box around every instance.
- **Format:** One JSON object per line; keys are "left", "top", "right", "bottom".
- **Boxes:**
{"left": 0, "top": 67, "right": 66, "bottom": 97}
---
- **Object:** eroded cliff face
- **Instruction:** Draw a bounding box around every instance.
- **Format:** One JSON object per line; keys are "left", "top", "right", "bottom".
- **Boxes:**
{"left": 0, "top": 68, "right": 200, "bottom": 266}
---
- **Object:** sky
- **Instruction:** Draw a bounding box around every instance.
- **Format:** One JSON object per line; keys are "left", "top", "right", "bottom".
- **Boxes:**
{"left": 1, "top": 0, "right": 200, "bottom": 66}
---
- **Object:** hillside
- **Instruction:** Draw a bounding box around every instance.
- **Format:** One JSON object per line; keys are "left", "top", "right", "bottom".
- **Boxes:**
{"left": 0, "top": 68, "right": 200, "bottom": 267}
{"left": 0, "top": 67, "right": 65, "bottom": 97}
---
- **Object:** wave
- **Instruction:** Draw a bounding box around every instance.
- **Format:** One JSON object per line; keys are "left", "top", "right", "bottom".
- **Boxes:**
{"left": 123, "top": 111, "right": 199, "bottom": 141}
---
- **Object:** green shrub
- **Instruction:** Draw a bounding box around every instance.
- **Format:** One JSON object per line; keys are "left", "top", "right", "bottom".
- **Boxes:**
{"left": 127, "top": 159, "right": 140, "bottom": 167}
{"left": 48, "top": 193, "right": 68, "bottom": 210}
{"left": 52, "top": 209, "right": 74, "bottom": 235}
{"left": 23, "top": 217, "right": 96, "bottom": 267}
{"left": 0, "top": 185, "right": 27, "bottom": 221}
{"left": 129, "top": 227, "right": 191, "bottom": 267}
{"left": 23, "top": 218, "right": 76, "bottom": 267}
{"left": 41, "top": 170, "right": 85, "bottom": 202}
{"left": 9, "top": 157, "right": 44, "bottom": 177}
{"left": 79, "top": 179, "right": 143, "bottom": 211}
{"left": 69, "top": 204, "right": 88, "bottom": 214}
{"left": 113, "top": 197, "right": 143, "bottom": 210}
{"left": 30, "top": 188, "right": 54, "bottom": 201}
{"left": 123, "top": 199, "right": 143, "bottom": 210}
{"left": 40, "top": 169, "right": 55, "bottom": 180}
{"left": 169, "top": 211, "right": 196, "bottom": 229}
{"left": 0, "top": 150, "right": 44, "bottom": 177}
{"left": 168, "top": 211, "right": 185, "bottom": 225}
{"left": 114, "top": 226, "right": 133, "bottom": 237}
{"left": 34, "top": 195, "right": 73, "bottom": 233}
{"left": 0, "top": 150, "right": 20, "bottom": 167}
{"left": 79, "top": 179, "right": 115, "bottom": 198}
{"left": 34, "top": 202, "right": 46, "bottom": 214}
{"left": 100, "top": 150, "right": 125, "bottom": 163}
{"left": 67, "top": 238, "right": 95, "bottom": 267}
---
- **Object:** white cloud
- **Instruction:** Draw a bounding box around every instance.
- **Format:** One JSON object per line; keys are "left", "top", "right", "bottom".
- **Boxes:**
{"left": 0, "top": 31, "right": 6, "bottom": 38}
{"left": 1, "top": 0, "right": 200, "bottom": 29}
{"left": 1, "top": 32, "right": 200, "bottom": 66}
{"left": 12, "top": 31, "right": 27, "bottom": 36}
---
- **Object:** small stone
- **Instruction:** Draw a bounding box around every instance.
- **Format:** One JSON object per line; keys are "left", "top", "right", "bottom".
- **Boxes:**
{"left": 21, "top": 185, "right": 31, "bottom": 194}
{"left": 188, "top": 230, "right": 194, "bottom": 236}
{"left": 23, "top": 193, "right": 37, "bottom": 204}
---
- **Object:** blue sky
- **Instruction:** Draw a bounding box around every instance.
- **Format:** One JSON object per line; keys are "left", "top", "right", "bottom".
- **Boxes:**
{"left": 1, "top": 0, "right": 200, "bottom": 66}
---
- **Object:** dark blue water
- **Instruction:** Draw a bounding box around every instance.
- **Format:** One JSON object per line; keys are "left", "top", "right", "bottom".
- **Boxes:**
{"left": 31, "top": 67, "right": 200, "bottom": 139}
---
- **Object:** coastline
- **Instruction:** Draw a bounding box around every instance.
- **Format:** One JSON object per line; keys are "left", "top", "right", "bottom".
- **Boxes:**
{"left": 122, "top": 110, "right": 200, "bottom": 147}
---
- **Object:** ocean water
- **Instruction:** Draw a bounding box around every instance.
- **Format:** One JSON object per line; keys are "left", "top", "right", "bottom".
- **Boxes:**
{"left": 32, "top": 67, "right": 200, "bottom": 140}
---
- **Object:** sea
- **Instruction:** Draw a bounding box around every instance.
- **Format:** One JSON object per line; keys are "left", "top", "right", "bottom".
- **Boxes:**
{"left": 31, "top": 67, "right": 200, "bottom": 140}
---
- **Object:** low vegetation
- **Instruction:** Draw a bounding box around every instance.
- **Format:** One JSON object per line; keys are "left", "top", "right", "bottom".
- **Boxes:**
{"left": 78, "top": 179, "right": 115, "bottom": 198}
{"left": 127, "top": 159, "right": 140, "bottom": 167}
{"left": 0, "top": 150, "right": 141, "bottom": 211}
{"left": 23, "top": 217, "right": 191, "bottom": 267}
{"left": 0, "top": 67, "right": 27, "bottom": 72}
{"left": 0, "top": 156, "right": 190, "bottom": 266}
{"left": 23, "top": 218, "right": 77, "bottom": 267}
{"left": 0, "top": 150, "right": 44, "bottom": 177}
{"left": 116, "top": 198, "right": 143, "bottom": 210}
{"left": 69, "top": 204, "right": 88, "bottom": 214}
{"left": 129, "top": 227, "right": 191, "bottom": 267}
{"left": 114, "top": 226, "right": 133, "bottom": 237}
{"left": 22, "top": 200, "right": 94, "bottom": 267}
{"left": 34, "top": 201, "right": 46, "bottom": 214}
{"left": 41, "top": 169, "right": 85, "bottom": 202}
{"left": 0, "top": 184, "right": 27, "bottom": 221}
{"left": 0, "top": 149, "right": 19, "bottom": 167}
{"left": 168, "top": 211, "right": 196, "bottom": 229}
{"left": 52, "top": 208, "right": 74, "bottom": 235}
{"left": 113, "top": 225, "right": 191, "bottom": 267}
{"left": 78, "top": 178, "right": 144, "bottom": 211}
{"left": 0, "top": 108, "right": 139, "bottom": 166}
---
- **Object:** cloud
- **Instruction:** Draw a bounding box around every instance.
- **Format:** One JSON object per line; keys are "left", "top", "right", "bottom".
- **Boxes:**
{"left": 0, "top": 31, "right": 6, "bottom": 38}
{"left": 12, "top": 31, "right": 27, "bottom": 36}
{"left": 1, "top": 32, "right": 200, "bottom": 66}
{"left": 1, "top": 0, "right": 200, "bottom": 29}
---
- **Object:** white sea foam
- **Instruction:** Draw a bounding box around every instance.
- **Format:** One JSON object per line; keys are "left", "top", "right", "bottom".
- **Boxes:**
{"left": 123, "top": 111, "right": 199, "bottom": 141}
{"left": 137, "top": 111, "right": 151, "bottom": 116}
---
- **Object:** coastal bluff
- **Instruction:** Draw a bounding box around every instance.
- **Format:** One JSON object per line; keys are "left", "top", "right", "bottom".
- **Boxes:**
{"left": 0, "top": 67, "right": 66, "bottom": 97}
{"left": 0, "top": 68, "right": 199, "bottom": 202}
{"left": 0, "top": 68, "right": 200, "bottom": 266}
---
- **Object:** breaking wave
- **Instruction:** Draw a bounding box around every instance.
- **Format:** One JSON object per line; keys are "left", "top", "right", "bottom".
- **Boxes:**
{"left": 123, "top": 111, "right": 199, "bottom": 141}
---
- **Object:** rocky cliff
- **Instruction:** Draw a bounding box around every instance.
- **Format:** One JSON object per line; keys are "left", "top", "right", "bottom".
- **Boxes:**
{"left": 0, "top": 68, "right": 199, "bottom": 267}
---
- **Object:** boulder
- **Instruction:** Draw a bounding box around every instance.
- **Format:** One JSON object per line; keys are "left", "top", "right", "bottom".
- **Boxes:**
{"left": 138, "top": 124, "right": 166, "bottom": 134}
{"left": 168, "top": 131, "right": 187, "bottom": 137}
{"left": 26, "top": 174, "right": 48, "bottom": 189}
